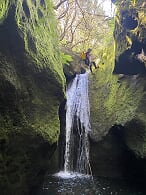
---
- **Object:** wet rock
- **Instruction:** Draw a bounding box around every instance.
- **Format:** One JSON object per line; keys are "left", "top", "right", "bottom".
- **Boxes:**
{"left": 112, "top": 0, "right": 146, "bottom": 75}
{"left": 0, "top": 0, "right": 65, "bottom": 194}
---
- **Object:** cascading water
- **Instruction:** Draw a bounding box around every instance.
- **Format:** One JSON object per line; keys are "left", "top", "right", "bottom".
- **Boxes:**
{"left": 64, "top": 72, "right": 91, "bottom": 175}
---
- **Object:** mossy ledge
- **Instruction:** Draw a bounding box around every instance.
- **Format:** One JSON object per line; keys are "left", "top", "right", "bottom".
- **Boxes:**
{"left": 0, "top": 0, "right": 65, "bottom": 194}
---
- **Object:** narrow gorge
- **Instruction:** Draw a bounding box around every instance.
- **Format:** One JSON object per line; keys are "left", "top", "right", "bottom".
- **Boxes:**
{"left": 0, "top": 0, "right": 146, "bottom": 195}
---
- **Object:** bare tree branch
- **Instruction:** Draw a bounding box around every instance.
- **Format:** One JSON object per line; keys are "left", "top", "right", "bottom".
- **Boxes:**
{"left": 57, "top": 2, "right": 69, "bottom": 19}
{"left": 75, "top": 0, "right": 88, "bottom": 28}
{"left": 54, "top": 0, "right": 68, "bottom": 10}
{"left": 59, "top": 15, "right": 70, "bottom": 41}
{"left": 70, "top": 37, "right": 90, "bottom": 49}
{"left": 55, "top": 0, "right": 111, "bottom": 50}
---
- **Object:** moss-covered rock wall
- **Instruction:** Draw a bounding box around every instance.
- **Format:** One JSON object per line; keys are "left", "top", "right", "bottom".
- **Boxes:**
{"left": 89, "top": 41, "right": 146, "bottom": 177}
{"left": 112, "top": 0, "right": 146, "bottom": 74}
{"left": 87, "top": 0, "right": 146, "bottom": 179}
{"left": 0, "top": 0, "right": 65, "bottom": 194}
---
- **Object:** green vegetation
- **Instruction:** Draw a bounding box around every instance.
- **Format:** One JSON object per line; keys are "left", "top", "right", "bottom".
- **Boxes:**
{"left": 60, "top": 52, "right": 73, "bottom": 65}
{"left": 15, "top": 0, "right": 65, "bottom": 87}
{"left": 0, "top": 0, "right": 66, "bottom": 194}
{"left": 89, "top": 0, "right": 146, "bottom": 159}
{"left": 89, "top": 40, "right": 146, "bottom": 143}
{"left": 0, "top": 0, "right": 146, "bottom": 194}
{"left": 0, "top": 0, "right": 8, "bottom": 23}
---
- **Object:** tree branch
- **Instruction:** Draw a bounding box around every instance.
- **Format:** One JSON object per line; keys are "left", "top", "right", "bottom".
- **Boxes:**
{"left": 54, "top": 0, "right": 68, "bottom": 10}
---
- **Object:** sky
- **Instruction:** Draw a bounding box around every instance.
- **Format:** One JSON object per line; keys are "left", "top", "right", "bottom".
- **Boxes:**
{"left": 100, "top": 0, "right": 116, "bottom": 17}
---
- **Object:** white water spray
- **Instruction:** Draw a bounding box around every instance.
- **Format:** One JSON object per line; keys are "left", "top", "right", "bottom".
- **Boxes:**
{"left": 64, "top": 73, "right": 91, "bottom": 175}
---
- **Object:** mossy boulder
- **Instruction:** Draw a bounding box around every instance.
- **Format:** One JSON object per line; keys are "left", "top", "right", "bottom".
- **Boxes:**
{"left": 112, "top": 0, "right": 146, "bottom": 74}
{"left": 0, "top": 0, "right": 65, "bottom": 194}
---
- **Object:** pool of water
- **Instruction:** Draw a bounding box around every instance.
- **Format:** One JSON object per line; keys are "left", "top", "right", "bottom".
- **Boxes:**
{"left": 36, "top": 172, "right": 145, "bottom": 195}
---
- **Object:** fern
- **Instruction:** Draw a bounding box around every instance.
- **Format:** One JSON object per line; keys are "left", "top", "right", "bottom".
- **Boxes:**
{"left": 60, "top": 52, "right": 73, "bottom": 65}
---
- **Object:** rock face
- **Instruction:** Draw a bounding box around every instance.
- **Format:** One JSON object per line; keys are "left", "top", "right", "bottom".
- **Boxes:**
{"left": 90, "top": 126, "right": 128, "bottom": 178}
{"left": 0, "top": 0, "right": 65, "bottom": 194}
{"left": 112, "top": 0, "right": 146, "bottom": 74}
{"left": 89, "top": 63, "right": 146, "bottom": 179}
{"left": 88, "top": 0, "right": 146, "bottom": 176}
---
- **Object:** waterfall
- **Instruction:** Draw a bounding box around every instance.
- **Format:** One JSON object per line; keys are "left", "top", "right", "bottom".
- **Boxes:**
{"left": 64, "top": 73, "right": 91, "bottom": 175}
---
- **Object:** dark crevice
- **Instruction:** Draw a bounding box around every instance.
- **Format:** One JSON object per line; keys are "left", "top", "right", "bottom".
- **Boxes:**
{"left": 40, "top": 0, "right": 46, "bottom": 7}
{"left": 22, "top": 1, "right": 30, "bottom": 18}
{"left": 0, "top": 79, "right": 18, "bottom": 115}
{"left": 58, "top": 99, "right": 66, "bottom": 170}
{"left": 113, "top": 40, "right": 146, "bottom": 75}
{"left": 122, "top": 15, "right": 138, "bottom": 30}
{"left": 90, "top": 124, "right": 146, "bottom": 191}
{"left": 0, "top": 5, "right": 25, "bottom": 57}
{"left": 37, "top": 9, "right": 43, "bottom": 18}
{"left": 64, "top": 73, "right": 76, "bottom": 84}
{"left": 27, "top": 32, "right": 37, "bottom": 53}
{"left": 142, "top": 38, "right": 146, "bottom": 54}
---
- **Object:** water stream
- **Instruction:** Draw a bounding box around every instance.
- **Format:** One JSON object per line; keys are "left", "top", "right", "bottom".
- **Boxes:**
{"left": 64, "top": 73, "right": 91, "bottom": 174}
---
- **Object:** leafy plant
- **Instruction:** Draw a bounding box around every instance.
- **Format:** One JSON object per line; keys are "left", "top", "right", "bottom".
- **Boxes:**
{"left": 60, "top": 52, "right": 73, "bottom": 65}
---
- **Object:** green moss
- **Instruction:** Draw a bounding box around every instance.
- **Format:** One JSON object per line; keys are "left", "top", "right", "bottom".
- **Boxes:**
{"left": 0, "top": 115, "right": 58, "bottom": 194}
{"left": 15, "top": 0, "right": 65, "bottom": 89}
{"left": 0, "top": 1, "right": 65, "bottom": 193}
{"left": 114, "top": 0, "right": 146, "bottom": 62}
{"left": 31, "top": 114, "right": 60, "bottom": 144}
{"left": 0, "top": 0, "right": 8, "bottom": 24}
{"left": 89, "top": 43, "right": 146, "bottom": 141}
{"left": 0, "top": 0, "right": 65, "bottom": 144}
